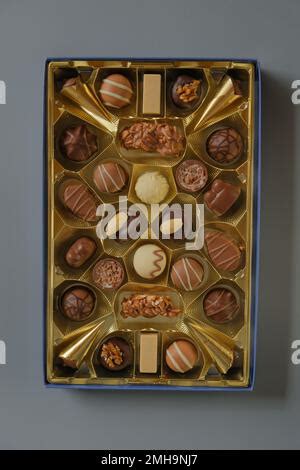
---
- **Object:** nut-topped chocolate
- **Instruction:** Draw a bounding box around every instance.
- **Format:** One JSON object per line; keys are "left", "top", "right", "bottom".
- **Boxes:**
{"left": 171, "top": 75, "right": 201, "bottom": 109}
{"left": 99, "top": 337, "right": 133, "bottom": 371}
{"left": 121, "top": 294, "right": 181, "bottom": 319}
{"left": 120, "top": 121, "right": 185, "bottom": 157}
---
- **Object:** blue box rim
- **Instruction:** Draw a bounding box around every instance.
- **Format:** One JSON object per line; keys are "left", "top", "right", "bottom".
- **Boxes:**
{"left": 43, "top": 58, "right": 261, "bottom": 391}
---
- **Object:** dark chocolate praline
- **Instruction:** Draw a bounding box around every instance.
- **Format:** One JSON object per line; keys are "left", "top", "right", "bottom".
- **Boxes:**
{"left": 99, "top": 337, "right": 133, "bottom": 371}
{"left": 171, "top": 75, "right": 201, "bottom": 109}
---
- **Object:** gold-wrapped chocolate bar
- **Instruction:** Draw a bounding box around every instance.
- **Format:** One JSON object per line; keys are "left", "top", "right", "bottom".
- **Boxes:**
{"left": 45, "top": 59, "right": 260, "bottom": 390}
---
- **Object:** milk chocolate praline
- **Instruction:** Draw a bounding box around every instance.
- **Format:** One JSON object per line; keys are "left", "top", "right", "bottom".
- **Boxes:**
{"left": 61, "top": 179, "right": 98, "bottom": 222}
{"left": 171, "top": 257, "right": 204, "bottom": 291}
{"left": 60, "top": 125, "right": 97, "bottom": 162}
{"left": 92, "top": 258, "right": 124, "bottom": 289}
{"left": 203, "top": 287, "right": 239, "bottom": 323}
{"left": 175, "top": 160, "right": 208, "bottom": 193}
{"left": 93, "top": 161, "right": 128, "bottom": 193}
{"left": 166, "top": 339, "right": 198, "bottom": 373}
{"left": 65, "top": 236, "right": 97, "bottom": 268}
{"left": 99, "top": 336, "right": 133, "bottom": 371}
{"left": 61, "top": 286, "right": 95, "bottom": 321}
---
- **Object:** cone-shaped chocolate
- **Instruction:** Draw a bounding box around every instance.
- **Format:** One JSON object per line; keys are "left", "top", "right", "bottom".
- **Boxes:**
{"left": 187, "top": 318, "right": 235, "bottom": 374}
{"left": 60, "top": 77, "right": 116, "bottom": 135}
{"left": 57, "top": 316, "right": 111, "bottom": 369}
{"left": 186, "top": 75, "right": 245, "bottom": 134}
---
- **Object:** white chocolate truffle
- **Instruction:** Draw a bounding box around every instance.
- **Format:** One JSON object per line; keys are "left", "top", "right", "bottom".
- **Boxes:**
{"left": 135, "top": 171, "right": 169, "bottom": 204}
{"left": 133, "top": 244, "right": 167, "bottom": 279}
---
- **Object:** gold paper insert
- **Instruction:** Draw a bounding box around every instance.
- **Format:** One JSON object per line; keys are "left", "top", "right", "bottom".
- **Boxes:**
{"left": 46, "top": 60, "right": 256, "bottom": 388}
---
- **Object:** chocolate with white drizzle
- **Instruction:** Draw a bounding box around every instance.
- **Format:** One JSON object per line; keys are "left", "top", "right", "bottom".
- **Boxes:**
{"left": 62, "top": 180, "right": 98, "bottom": 222}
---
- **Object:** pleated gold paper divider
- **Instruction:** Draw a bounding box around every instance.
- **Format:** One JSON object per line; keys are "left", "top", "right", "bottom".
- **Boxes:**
{"left": 186, "top": 75, "right": 246, "bottom": 135}
{"left": 186, "top": 317, "right": 235, "bottom": 374}
{"left": 56, "top": 314, "right": 113, "bottom": 370}
{"left": 59, "top": 76, "right": 117, "bottom": 135}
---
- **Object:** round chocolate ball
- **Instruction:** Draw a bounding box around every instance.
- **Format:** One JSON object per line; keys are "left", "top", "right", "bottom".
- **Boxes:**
{"left": 65, "top": 236, "right": 97, "bottom": 269}
{"left": 93, "top": 161, "right": 128, "bottom": 193}
{"left": 133, "top": 244, "right": 167, "bottom": 280}
{"left": 61, "top": 286, "right": 95, "bottom": 321}
{"left": 203, "top": 287, "right": 239, "bottom": 323}
{"left": 175, "top": 160, "right": 208, "bottom": 192}
{"left": 171, "top": 75, "right": 201, "bottom": 109}
{"left": 135, "top": 171, "right": 169, "bottom": 204}
{"left": 171, "top": 257, "right": 204, "bottom": 291}
{"left": 99, "top": 74, "right": 133, "bottom": 109}
{"left": 60, "top": 125, "right": 97, "bottom": 162}
{"left": 99, "top": 336, "right": 133, "bottom": 371}
{"left": 206, "top": 127, "right": 244, "bottom": 165}
{"left": 166, "top": 339, "right": 198, "bottom": 373}
{"left": 92, "top": 258, "right": 124, "bottom": 289}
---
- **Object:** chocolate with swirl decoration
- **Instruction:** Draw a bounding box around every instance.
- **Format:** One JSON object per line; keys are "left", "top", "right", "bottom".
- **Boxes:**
{"left": 205, "top": 230, "right": 243, "bottom": 272}
{"left": 62, "top": 180, "right": 98, "bottom": 222}
{"left": 133, "top": 244, "right": 167, "bottom": 280}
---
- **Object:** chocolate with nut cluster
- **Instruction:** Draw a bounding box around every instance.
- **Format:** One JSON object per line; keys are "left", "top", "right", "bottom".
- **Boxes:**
{"left": 120, "top": 121, "right": 185, "bottom": 156}
{"left": 99, "top": 337, "right": 133, "bottom": 371}
{"left": 171, "top": 75, "right": 201, "bottom": 109}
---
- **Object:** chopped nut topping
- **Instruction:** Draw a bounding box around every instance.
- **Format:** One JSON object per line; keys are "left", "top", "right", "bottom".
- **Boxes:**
{"left": 101, "top": 341, "right": 124, "bottom": 368}
{"left": 121, "top": 294, "right": 181, "bottom": 319}
{"left": 176, "top": 80, "right": 200, "bottom": 103}
{"left": 119, "top": 121, "right": 185, "bottom": 157}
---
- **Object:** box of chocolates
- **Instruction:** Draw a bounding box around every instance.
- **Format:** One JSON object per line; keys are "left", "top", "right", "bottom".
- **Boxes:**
{"left": 45, "top": 59, "right": 261, "bottom": 390}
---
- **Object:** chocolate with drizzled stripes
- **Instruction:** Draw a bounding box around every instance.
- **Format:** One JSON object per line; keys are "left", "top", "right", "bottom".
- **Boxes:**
{"left": 62, "top": 180, "right": 98, "bottom": 222}
{"left": 205, "top": 230, "right": 243, "bottom": 272}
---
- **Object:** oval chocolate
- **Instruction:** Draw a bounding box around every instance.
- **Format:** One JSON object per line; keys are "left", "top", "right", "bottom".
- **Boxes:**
{"left": 65, "top": 237, "right": 97, "bottom": 268}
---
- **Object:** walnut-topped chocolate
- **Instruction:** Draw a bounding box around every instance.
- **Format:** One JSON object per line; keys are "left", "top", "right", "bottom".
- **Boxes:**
{"left": 121, "top": 294, "right": 181, "bottom": 319}
{"left": 99, "top": 337, "right": 132, "bottom": 371}
{"left": 171, "top": 75, "right": 201, "bottom": 109}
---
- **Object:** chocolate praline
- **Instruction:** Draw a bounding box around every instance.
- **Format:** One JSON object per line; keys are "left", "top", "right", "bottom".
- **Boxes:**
{"left": 203, "top": 287, "right": 239, "bottom": 323}
{"left": 171, "top": 75, "right": 201, "bottom": 109}
{"left": 99, "top": 337, "right": 133, "bottom": 371}
{"left": 92, "top": 258, "right": 125, "bottom": 289}
{"left": 206, "top": 127, "right": 244, "bottom": 165}
{"left": 171, "top": 257, "right": 204, "bottom": 291}
{"left": 61, "top": 286, "right": 95, "bottom": 321}
{"left": 60, "top": 125, "right": 98, "bottom": 162}
{"left": 65, "top": 236, "right": 97, "bottom": 268}
{"left": 175, "top": 160, "right": 208, "bottom": 193}
{"left": 61, "top": 179, "right": 98, "bottom": 222}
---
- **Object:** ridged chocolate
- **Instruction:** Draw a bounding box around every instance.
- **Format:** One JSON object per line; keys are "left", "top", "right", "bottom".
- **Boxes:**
{"left": 60, "top": 125, "right": 97, "bottom": 162}
{"left": 205, "top": 230, "right": 243, "bottom": 272}
{"left": 62, "top": 180, "right": 98, "bottom": 222}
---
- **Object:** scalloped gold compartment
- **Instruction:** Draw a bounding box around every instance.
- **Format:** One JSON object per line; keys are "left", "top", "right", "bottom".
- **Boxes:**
{"left": 114, "top": 283, "right": 184, "bottom": 330}
{"left": 199, "top": 170, "right": 247, "bottom": 226}
{"left": 54, "top": 112, "right": 113, "bottom": 172}
{"left": 91, "top": 67, "right": 138, "bottom": 118}
{"left": 116, "top": 118, "right": 186, "bottom": 167}
{"left": 54, "top": 172, "right": 103, "bottom": 228}
{"left": 53, "top": 280, "right": 111, "bottom": 335}
{"left": 188, "top": 280, "right": 245, "bottom": 338}
{"left": 80, "top": 143, "right": 132, "bottom": 204}
{"left": 46, "top": 60, "right": 256, "bottom": 388}
{"left": 189, "top": 112, "right": 249, "bottom": 171}
{"left": 54, "top": 226, "right": 102, "bottom": 279}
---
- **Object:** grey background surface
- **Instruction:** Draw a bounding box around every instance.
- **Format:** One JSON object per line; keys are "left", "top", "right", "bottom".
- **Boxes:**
{"left": 0, "top": 0, "right": 299, "bottom": 450}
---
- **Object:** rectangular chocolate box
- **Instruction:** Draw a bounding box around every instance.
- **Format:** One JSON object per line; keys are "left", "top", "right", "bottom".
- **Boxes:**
{"left": 44, "top": 59, "right": 261, "bottom": 390}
